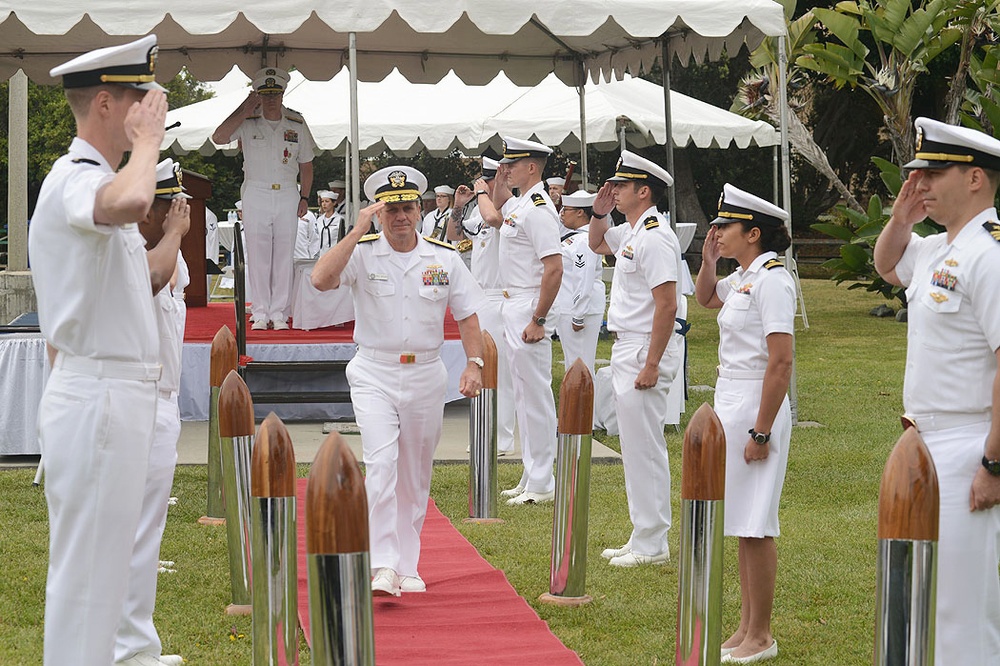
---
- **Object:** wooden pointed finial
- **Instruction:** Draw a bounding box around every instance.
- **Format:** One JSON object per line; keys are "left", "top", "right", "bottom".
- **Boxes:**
{"left": 878, "top": 428, "right": 939, "bottom": 541}
{"left": 210, "top": 325, "right": 238, "bottom": 387}
{"left": 251, "top": 412, "right": 296, "bottom": 498}
{"left": 306, "top": 432, "right": 369, "bottom": 555}
{"left": 481, "top": 330, "right": 498, "bottom": 390}
{"left": 558, "top": 358, "right": 594, "bottom": 436}
{"left": 218, "top": 369, "right": 254, "bottom": 438}
{"left": 681, "top": 403, "right": 726, "bottom": 501}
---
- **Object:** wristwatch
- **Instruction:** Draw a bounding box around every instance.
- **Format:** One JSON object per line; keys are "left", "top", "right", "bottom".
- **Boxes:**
{"left": 475, "top": 190, "right": 488, "bottom": 197}
{"left": 592, "top": 211, "right": 608, "bottom": 220}
{"left": 983, "top": 455, "right": 1000, "bottom": 476}
{"left": 468, "top": 356, "right": 485, "bottom": 368}
{"left": 300, "top": 195, "right": 309, "bottom": 201}
{"left": 534, "top": 315, "right": 547, "bottom": 326}
{"left": 748, "top": 428, "right": 770, "bottom": 445}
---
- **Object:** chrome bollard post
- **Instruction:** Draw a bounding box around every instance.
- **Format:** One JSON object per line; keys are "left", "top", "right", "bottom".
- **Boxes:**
{"left": 201, "top": 325, "right": 237, "bottom": 526}
{"left": 874, "top": 425, "right": 939, "bottom": 666}
{"left": 219, "top": 369, "right": 255, "bottom": 614}
{"left": 467, "top": 330, "right": 501, "bottom": 524}
{"left": 307, "top": 432, "right": 375, "bottom": 666}
{"left": 675, "top": 403, "right": 727, "bottom": 665}
{"left": 540, "top": 359, "right": 594, "bottom": 606}
{"left": 251, "top": 413, "right": 298, "bottom": 666}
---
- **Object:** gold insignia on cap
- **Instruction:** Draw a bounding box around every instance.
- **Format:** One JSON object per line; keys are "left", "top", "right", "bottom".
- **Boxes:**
{"left": 388, "top": 170, "right": 407, "bottom": 189}
{"left": 615, "top": 157, "right": 623, "bottom": 171}
{"left": 501, "top": 140, "right": 508, "bottom": 154}
{"left": 266, "top": 68, "right": 276, "bottom": 75}
{"left": 915, "top": 127, "right": 923, "bottom": 151}
{"left": 718, "top": 192, "right": 724, "bottom": 210}
{"left": 149, "top": 46, "right": 157, "bottom": 73}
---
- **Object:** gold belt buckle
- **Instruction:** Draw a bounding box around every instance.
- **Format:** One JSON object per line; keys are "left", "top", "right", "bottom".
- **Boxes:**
{"left": 271, "top": 183, "right": 281, "bottom": 190}
{"left": 399, "top": 353, "right": 416, "bottom": 364}
{"left": 502, "top": 289, "right": 509, "bottom": 298}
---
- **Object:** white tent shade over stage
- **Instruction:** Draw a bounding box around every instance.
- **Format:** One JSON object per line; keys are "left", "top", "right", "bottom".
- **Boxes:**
{"left": 0, "top": 1, "right": 786, "bottom": 85}
{"left": 162, "top": 68, "right": 778, "bottom": 157}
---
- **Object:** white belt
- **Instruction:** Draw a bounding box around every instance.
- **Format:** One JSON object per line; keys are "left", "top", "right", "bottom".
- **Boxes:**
{"left": 356, "top": 347, "right": 440, "bottom": 364}
{"left": 501, "top": 287, "right": 539, "bottom": 298}
{"left": 717, "top": 366, "right": 766, "bottom": 380}
{"left": 906, "top": 411, "right": 990, "bottom": 433}
{"left": 56, "top": 354, "right": 162, "bottom": 382}
{"left": 484, "top": 288, "right": 507, "bottom": 296}
{"left": 245, "top": 180, "right": 298, "bottom": 191}
{"left": 612, "top": 331, "right": 650, "bottom": 341}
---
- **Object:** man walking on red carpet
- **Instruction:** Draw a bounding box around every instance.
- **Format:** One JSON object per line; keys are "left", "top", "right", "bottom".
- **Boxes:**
{"left": 312, "top": 165, "right": 485, "bottom": 596}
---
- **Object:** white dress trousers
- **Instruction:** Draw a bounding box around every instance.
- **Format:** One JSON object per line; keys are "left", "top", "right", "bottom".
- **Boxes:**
{"left": 242, "top": 183, "right": 299, "bottom": 323}
{"left": 610, "top": 332, "right": 681, "bottom": 556}
{"left": 502, "top": 295, "right": 558, "bottom": 494}
{"left": 478, "top": 290, "right": 516, "bottom": 454}
{"left": 556, "top": 312, "right": 603, "bottom": 378}
{"left": 347, "top": 355, "right": 448, "bottom": 577}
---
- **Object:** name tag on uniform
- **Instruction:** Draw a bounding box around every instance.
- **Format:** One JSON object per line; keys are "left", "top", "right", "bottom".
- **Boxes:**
{"left": 368, "top": 273, "right": 389, "bottom": 281}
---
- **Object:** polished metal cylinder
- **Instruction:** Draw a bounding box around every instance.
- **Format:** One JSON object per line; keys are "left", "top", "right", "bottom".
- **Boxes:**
{"left": 222, "top": 433, "right": 254, "bottom": 605}
{"left": 549, "top": 433, "right": 593, "bottom": 598}
{"left": 676, "top": 498, "right": 725, "bottom": 665}
{"left": 207, "top": 385, "right": 225, "bottom": 519}
{"left": 468, "top": 387, "right": 498, "bottom": 520}
{"left": 308, "top": 552, "right": 375, "bottom": 666}
{"left": 251, "top": 497, "right": 298, "bottom": 665}
{"left": 874, "top": 539, "right": 937, "bottom": 666}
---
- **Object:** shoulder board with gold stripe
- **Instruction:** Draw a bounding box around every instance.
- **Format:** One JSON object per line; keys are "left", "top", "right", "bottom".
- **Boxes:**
{"left": 983, "top": 220, "right": 1000, "bottom": 243}
{"left": 643, "top": 216, "right": 659, "bottom": 230}
{"left": 71, "top": 157, "right": 100, "bottom": 166}
{"left": 423, "top": 236, "right": 457, "bottom": 251}
{"left": 284, "top": 110, "right": 304, "bottom": 124}
{"left": 358, "top": 233, "right": 380, "bottom": 243}
{"left": 763, "top": 258, "right": 785, "bottom": 270}
{"left": 247, "top": 113, "right": 261, "bottom": 120}
{"left": 531, "top": 193, "right": 547, "bottom": 207}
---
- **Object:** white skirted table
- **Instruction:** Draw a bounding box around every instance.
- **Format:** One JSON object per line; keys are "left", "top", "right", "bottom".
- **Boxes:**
{"left": 0, "top": 333, "right": 49, "bottom": 454}
{"left": 289, "top": 259, "right": 356, "bottom": 330}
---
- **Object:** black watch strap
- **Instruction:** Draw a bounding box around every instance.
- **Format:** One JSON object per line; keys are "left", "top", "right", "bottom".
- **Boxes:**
{"left": 749, "top": 428, "right": 770, "bottom": 445}
{"left": 983, "top": 456, "right": 1000, "bottom": 476}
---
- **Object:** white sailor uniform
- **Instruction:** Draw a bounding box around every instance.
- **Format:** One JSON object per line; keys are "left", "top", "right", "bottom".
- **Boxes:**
{"left": 28, "top": 137, "right": 161, "bottom": 666}
{"left": 603, "top": 206, "right": 683, "bottom": 556}
{"left": 232, "top": 107, "right": 316, "bottom": 325}
{"left": 294, "top": 210, "right": 319, "bottom": 260}
{"left": 893, "top": 208, "right": 1000, "bottom": 664}
{"left": 499, "top": 182, "right": 561, "bottom": 494}
{"left": 421, "top": 207, "right": 452, "bottom": 240}
{"left": 339, "top": 233, "right": 483, "bottom": 577}
{"left": 554, "top": 224, "right": 605, "bottom": 377}
{"left": 316, "top": 211, "right": 345, "bottom": 255}
{"left": 713, "top": 251, "right": 794, "bottom": 538}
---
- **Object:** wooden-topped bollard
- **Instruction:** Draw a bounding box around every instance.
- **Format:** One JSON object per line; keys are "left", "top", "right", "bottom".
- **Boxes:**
{"left": 540, "top": 359, "right": 594, "bottom": 606}
{"left": 874, "top": 427, "right": 939, "bottom": 666}
{"left": 250, "top": 413, "right": 298, "bottom": 665}
{"left": 219, "top": 369, "right": 255, "bottom": 614}
{"left": 675, "top": 403, "right": 727, "bottom": 665}
{"left": 306, "top": 432, "right": 375, "bottom": 666}
{"left": 202, "top": 325, "right": 238, "bottom": 525}
{"left": 467, "top": 330, "right": 502, "bottom": 524}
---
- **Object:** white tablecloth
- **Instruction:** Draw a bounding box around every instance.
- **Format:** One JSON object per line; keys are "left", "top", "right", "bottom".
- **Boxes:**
{"left": 289, "top": 259, "right": 356, "bottom": 330}
{"left": 0, "top": 334, "right": 49, "bottom": 454}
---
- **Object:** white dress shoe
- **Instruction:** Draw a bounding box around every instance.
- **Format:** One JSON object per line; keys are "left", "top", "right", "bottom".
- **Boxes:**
{"left": 251, "top": 320, "right": 267, "bottom": 331}
{"left": 505, "top": 490, "right": 555, "bottom": 506}
{"left": 721, "top": 640, "right": 777, "bottom": 663}
{"left": 500, "top": 484, "right": 525, "bottom": 498}
{"left": 158, "top": 656, "right": 184, "bottom": 666}
{"left": 117, "top": 654, "right": 169, "bottom": 666}
{"left": 721, "top": 646, "right": 735, "bottom": 658}
{"left": 399, "top": 575, "right": 426, "bottom": 593}
{"left": 371, "top": 567, "right": 401, "bottom": 597}
{"left": 608, "top": 549, "right": 669, "bottom": 568}
{"left": 600, "top": 543, "right": 631, "bottom": 560}
{"left": 272, "top": 319, "right": 289, "bottom": 330}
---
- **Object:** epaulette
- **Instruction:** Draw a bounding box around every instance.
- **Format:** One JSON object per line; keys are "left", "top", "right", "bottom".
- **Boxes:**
{"left": 71, "top": 158, "right": 100, "bottom": 166}
{"left": 983, "top": 220, "right": 1000, "bottom": 243}
{"left": 763, "top": 258, "right": 784, "bottom": 270}
{"left": 643, "top": 215, "right": 659, "bottom": 230}
{"left": 531, "top": 193, "right": 547, "bottom": 207}
{"left": 283, "top": 109, "right": 304, "bottom": 124}
{"left": 358, "top": 233, "right": 380, "bottom": 243}
{"left": 423, "top": 236, "right": 457, "bottom": 250}
{"left": 247, "top": 113, "right": 262, "bottom": 120}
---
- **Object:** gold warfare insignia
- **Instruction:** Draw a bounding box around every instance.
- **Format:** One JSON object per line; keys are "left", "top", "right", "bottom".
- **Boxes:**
{"left": 531, "top": 193, "right": 546, "bottom": 207}
{"left": 643, "top": 215, "right": 659, "bottom": 230}
{"left": 266, "top": 68, "right": 276, "bottom": 76}
{"left": 763, "top": 258, "right": 784, "bottom": 270}
{"left": 915, "top": 127, "right": 923, "bottom": 151}
{"left": 388, "top": 170, "right": 407, "bottom": 189}
{"left": 930, "top": 291, "right": 948, "bottom": 303}
{"left": 984, "top": 221, "right": 1000, "bottom": 242}
{"left": 944, "top": 258, "right": 958, "bottom": 267}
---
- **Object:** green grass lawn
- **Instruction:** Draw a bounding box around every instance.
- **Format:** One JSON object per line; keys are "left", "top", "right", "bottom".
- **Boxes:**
{"left": 0, "top": 279, "right": 908, "bottom": 664}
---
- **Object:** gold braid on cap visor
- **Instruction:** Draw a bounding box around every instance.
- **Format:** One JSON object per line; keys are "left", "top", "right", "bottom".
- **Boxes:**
{"left": 375, "top": 190, "right": 421, "bottom": 203}
{"left": 614, "top": 171, "right": 649, "bottom": 179}
{"left": 914, "top": 152, "right": 974, "bottom": 163}
{"left": 716, "top": 210, "right": 754, "bottom": 221}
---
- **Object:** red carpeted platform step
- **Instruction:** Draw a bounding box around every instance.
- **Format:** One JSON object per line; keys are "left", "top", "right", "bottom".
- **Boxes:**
{"left": 295, "top": 479, "right": 583, "bottom": 665}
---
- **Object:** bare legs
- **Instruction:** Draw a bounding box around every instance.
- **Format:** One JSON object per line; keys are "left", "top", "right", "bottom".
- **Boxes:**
{"left": 722, "top": 536, "right": 777, "bottom": 658}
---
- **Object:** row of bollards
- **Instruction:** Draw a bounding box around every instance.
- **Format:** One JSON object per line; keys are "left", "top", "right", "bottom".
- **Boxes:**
{"left": 207, "top": 324, "right": 937, "bottom": 665}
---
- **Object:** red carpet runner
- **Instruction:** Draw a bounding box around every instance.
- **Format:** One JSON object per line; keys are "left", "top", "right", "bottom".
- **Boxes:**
{"left": 295, "top": 480, "right": 583, "bottom": 665}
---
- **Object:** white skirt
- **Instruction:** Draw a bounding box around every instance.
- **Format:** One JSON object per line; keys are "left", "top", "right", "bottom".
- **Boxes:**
{"left": 714, "top": 376, "right": 791, "bottom": 538}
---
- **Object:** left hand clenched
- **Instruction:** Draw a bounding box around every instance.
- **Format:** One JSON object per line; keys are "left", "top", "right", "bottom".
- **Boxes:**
{"left": 744, "top": 438, "right": 770, "bottom": 463}
{"left": 970, "top": 467, "right": 1000, "bottom": 511}
{"left": 458, "top": 367, "right": 483, "bottom": 398}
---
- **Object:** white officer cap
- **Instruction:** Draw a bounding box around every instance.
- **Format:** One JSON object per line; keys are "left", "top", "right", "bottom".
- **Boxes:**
{"left": 50, "top": 34, "right": 166, "bottom": 92}
{"left": 235, "top": 200, "right": 243, "bottom": 211}
{"left": 607, "top": 150, "right": 673, "bottom": 189}
{"left": 500, "top": 136, "right": 553, "bottom": 163}
{"left": 905, "top": 117, "right": 1000, "bottom": 171}
{"left": 482, "top": 156, "right": 499, "bottom": 180}
{"left": 546, "top": 177, "right": 566, "bottom": 187}
{"left": 710, "top": 183, "right": 788, "bottom": 228}
{"left": 317, "top": 189, "right": 339, "bottom": 202}
{"left": 154, "top": 158, "right": 191, "bottom": 199}
{"left": 252, "top": 67, "right": 290, "bottom": 96}
{"left": 328, "top": 180, "right": 346, "bottom": 189}
{"left": 434, "top": 185, "right": 456, "bottom": 196}
{"left": 560, "top": 191, "right": 597, "bottom": 209}
{"left": 364, "top": 165, "right": 427, "bottom": 204}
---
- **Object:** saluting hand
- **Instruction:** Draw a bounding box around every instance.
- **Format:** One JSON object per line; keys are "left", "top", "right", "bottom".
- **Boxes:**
{"left": 592, "top": 182, "right": 616, "bottom": 218}
{"left": 163, "top": 197, "right": 191, "bottom": 238}
{"left": 702, "top": 226, "right": 721, "bottom": 265}
{"left": 353, "top": 201, "right": 385, "bottom": 236}
{"left": 889, "top": 171, "right": 928, "bottom": 229}
{"left": 124, "top": 89, "right": 168, "bottom": 150}
{"left": 454, "top": 185, "right": 476, "bottom": 209}
{"left": 241, "top": 91, "right": 262, "bottom": 117}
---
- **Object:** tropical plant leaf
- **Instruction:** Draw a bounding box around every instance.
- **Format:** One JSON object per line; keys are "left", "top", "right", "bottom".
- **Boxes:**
{"left": 813, "top": 8, "right": 869, "bottom": 60}
{"left": 872, "top": 157, "right": 903, "bottom": 195}
{"left": 811, "top": 223, "right": 857, "bottom": 241}
{"left": 840, "top": 243, "right": 872, "bottom": 271}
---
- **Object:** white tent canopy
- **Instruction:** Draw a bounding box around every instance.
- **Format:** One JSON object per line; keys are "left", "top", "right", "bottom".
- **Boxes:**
{"left": 0, "top": 1, "right": 785, "bottom": 85}
{"left": 163, "top": 68, "right": 778, "bottom": 157}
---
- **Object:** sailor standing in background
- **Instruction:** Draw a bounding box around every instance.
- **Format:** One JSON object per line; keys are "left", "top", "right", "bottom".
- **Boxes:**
{"left": 421, "top": 185, "right": 455, "bottom": 239}
{"left": 212, "top": 66, "right": 316, "bottom": 331}
{"left": 294, "top": 197, "right": 319, "bottom": 260}
{"left": 315, "top": 189, "right": 344, "bottom": 255}
{"left": 547, "top": 176, "right": 566, "bottom": 210}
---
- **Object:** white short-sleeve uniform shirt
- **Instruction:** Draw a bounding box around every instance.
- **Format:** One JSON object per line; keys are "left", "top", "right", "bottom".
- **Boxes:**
{"left": 233, "top": 109, "right": 315, "bottom": 185}
{"left": 498, "top": 182, "right": 561, "bottom": 289}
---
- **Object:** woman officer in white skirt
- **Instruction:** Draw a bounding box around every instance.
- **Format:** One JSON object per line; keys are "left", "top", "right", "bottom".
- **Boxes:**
{"left": 695, "top": 184, "right": 794, "bottom": 664}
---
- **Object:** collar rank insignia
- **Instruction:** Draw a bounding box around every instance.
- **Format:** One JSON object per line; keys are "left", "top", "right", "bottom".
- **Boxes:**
{"left": 763, "top": 258, "right": 784, "bottom": 270}
{"left": 531, "top": 193, "right": 546, "bottom": 207}
{"left": 930, "top": 291, "right": 949, "bottom": 303}
{"left": 944, "top": 258, "right": 958, "bottom": 267}
{"left": 984, "top": 221, "right": 1000, "bottom": 242}
{"left": 643, "top": 216, "right": 659, "bottom": 230}
{"left": 931, "top": 268, "right": 958, "bottom": 291}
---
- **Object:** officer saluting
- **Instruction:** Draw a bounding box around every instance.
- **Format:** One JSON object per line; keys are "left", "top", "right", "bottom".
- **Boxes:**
{"left": 311, "top": 166, "right": 485, "bottom": 597}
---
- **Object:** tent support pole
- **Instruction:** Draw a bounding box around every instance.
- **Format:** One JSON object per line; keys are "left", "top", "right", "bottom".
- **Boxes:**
{"left": 660, "top": 37, "right": 676, "bottom": 231}
{"left": 349, "top": 33, "right": 361, "bottom": 225}
{"left": 778, "top": 35, "right": 799, "bottom": 423}
{"left": 7, "top": 70, "right": 28, "bottom": 271}
{"left": 576, "top": 61, "right": 588, "bottom": 188}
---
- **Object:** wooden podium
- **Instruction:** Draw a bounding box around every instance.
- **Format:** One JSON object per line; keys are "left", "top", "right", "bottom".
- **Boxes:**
{"left": 180, "top": 169, "right": 212, "bottom": 308}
